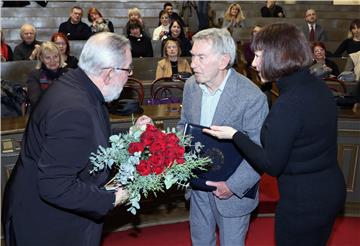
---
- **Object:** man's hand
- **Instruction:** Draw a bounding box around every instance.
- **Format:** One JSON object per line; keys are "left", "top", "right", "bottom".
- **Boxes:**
{"left": 206, "top": 181, "right": 233, "bottom": 199}
{"left": 114, "top": 187, "right": 129, "bottom": 207}
{"left": 135, "top": 115, "right": 153, "bottom": 127}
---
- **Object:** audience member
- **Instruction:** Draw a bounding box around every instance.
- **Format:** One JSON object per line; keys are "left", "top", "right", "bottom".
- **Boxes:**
{"left": 87, "top": 7, "right": 114, "bottom": 33}
{"left": 261, "top": 1, "right": 285, "bottom": 17}
{"left": 155, "top": 38, "right": 192, "bottom": 79}
{"left": 312, "top": 42, "right": 340, "bottom": 77}
{"left": 163, "top": 2, "right": 185, "bottom": 28}
{"left": 13, "top": 23, "right": 41, "bottom": 60}
{"left": 302, "top": 9, "right": 327, "bottom": 42}
{"left": 164, "top": 20, "right": 191, "bottom": 57}
{"left": 1, "top": 30, "right": 14, "bottom": 62}
{"left": 51, "top": 32, "right": 78, "bottom": 69}
{"left": 243, "top": 25, "right": 262, "bottom": 66}
{"left": 2, "top": 32, "right": 141, "bottom": 246}
{"left": 203, "top": 23, "right": 346, "bottom": 246}
{"left": 344, "top": 51, "right": 360, "bottom": 81}
{"left": 26, "top": 41, "right": 68, "bottom": 106}
{"left": 125, "top": 8, "right": 146, "bottom": 37}
{"left": 334, "top": 19, "right": 360, "bottom": 57}
{"left": 127, "top": 21, "right": 153, "bottom": 58}
{"left": 152, "top": 10, "right": 170, "bottom": 41}
{"left": 177, "top": 27, "right": 268, "bottom": 246}
{"left": 222, "top": 3, "right": 246, "bottom": 43}
{"left": 58, "top": 6, "right": 92, "bottom": 40}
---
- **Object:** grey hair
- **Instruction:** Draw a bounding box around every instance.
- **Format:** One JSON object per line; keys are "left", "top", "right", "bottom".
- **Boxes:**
{"left": 192, "top": 28, "right": 236, "bottom": 68}
{"left": 79, "top": 32, "right": 130, "bottom": 76}
{"left": 20, "top": 23, "right": 36, "bottom": 39}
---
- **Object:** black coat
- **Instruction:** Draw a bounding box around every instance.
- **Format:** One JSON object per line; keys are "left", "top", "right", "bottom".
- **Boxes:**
{"left": 3, "top": 68, "right": 115, "bottom": 246}
{"left": 58, "top": 19, "right": 92, "bottom": 40}
{"left": 232, "top": 69, "right": 346, "bottom": 245}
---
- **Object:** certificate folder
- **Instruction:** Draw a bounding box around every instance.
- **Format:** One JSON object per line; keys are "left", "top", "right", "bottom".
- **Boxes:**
{"left": 184, "top": 123, "right": 257, "bottom": 199}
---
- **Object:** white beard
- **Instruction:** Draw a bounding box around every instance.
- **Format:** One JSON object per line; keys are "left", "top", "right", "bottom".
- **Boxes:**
{"left": 103, "top": 83, "right": 123, "bottom": 102}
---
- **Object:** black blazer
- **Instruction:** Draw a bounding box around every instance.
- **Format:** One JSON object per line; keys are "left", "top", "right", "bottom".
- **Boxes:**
{"left": 3, "top": 68, "right": 115, "bottom": 246}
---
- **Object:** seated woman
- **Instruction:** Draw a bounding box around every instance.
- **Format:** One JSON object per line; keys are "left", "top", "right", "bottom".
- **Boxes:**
{"left": 163, "top": 20, "right": 191, "bottom": 57}
{"left": 27, "top": 41, "right": 68, "bottom": 106}
{"left": 156, "top": 37, "right": 192, "bottom": 80}
{"left": 152, "top": 10, "right": 170, "bottom": 41}
{"left": 1, "top": 29, "right": 14, "bottom": 62}
{"left": 222, "top": 3, "right": 245, "bottom": 43}
{"left": 243, "top": 25, "right": 262, "bottom": 66}
{"left": 344, "top": 50, "right": 360, "bottom": 81}
{"left": 127, "top": 21, "right": 153, "bottom": 58}
{"left": 334, "top": 19, "right": 360, "bottom": 57}
{"left": 312, "top": 42, "right": 340, "bottom": 77}
{"left": 51, "top": 32, "right": 78, "bottom": 68}
{"left": 125, "top": 8, "right": 146, "bottom": 37}
{"left": 87, "top": 7, "right": 114, "bottom": 33}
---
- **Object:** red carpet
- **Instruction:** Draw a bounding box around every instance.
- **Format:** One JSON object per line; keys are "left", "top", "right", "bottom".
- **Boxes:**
{"left": 101, "top": 217, "right": 360, "bottom": 246}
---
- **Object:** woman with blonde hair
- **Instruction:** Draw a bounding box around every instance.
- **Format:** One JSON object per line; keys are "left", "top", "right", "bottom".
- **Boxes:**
{"left": 222, "top": 3, "right": 245, "bottom": 42}
{"left": 125, "top": 8, "right": 146, "bottom": 36}
{"left": 156, "top": 37, "right": 191, "bottom": 79}
{"left": 27, "top": 41, "right": 68, "bottom": 106}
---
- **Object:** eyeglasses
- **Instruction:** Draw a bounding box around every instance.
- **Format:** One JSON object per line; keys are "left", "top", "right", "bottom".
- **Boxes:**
{"left": 55, "top": 42, "right": 66, "bottom": 47}
{"left": 102, "top": 66, "right": 133, "bottom": 76}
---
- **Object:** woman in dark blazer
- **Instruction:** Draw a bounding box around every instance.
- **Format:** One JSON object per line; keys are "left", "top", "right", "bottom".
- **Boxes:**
{"left": 203, "top": 23, "right": 346, "bottom": 246}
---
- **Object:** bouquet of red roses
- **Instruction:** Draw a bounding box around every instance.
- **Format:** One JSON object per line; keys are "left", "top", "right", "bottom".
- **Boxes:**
{"left": 90, "top": 124, "right": 210, "bottom": 214}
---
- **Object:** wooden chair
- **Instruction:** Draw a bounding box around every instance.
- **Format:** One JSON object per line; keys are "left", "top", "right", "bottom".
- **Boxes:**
{"left": 324, "top": 77, "right": 347, "bottom": 95}
{"left": 118, "top": 77, "right": 145, "bottom": 104}
{"left": 146, "top": 77, "right": 185, "bottom": 104}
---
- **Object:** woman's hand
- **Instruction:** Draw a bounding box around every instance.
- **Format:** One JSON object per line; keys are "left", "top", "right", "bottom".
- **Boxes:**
{"left": 202, "top": 125, "right": 237, "bottom": 140}
{"left": 135, "top": 115, "right": 153, "bottom": 127}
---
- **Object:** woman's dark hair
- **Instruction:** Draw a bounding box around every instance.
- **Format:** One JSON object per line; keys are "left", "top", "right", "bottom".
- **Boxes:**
{"left": 51, "top": 32, "right": 70, "bottom": 55}
{"left": 163, "top": 37, "right": 182, "bottom": 57}
{"left": 169, "top": 20, "right": 185, "bottom": 39}
{"left": 349, "top": 19, "right": 360, "bottom": 31}
{"left": 87, "top": 7, "right": 103, "bottom": 23}
{"left": 251, "top": 23, "right": 313, "bottom": 81}
{"left": 127, "top": 21, "right": 142, "bottom": 35}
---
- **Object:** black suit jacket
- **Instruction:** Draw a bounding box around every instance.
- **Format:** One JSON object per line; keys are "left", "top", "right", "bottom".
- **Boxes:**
{"left": 58, "top": 19, "right": 92, "bottom": 40}
{"left": 3, "top": 68, "right": 115, "bottom": 246}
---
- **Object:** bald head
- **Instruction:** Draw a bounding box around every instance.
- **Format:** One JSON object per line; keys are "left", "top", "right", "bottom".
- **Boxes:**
{"left": 20, "top": 24, "right": 36, "bottom": 44}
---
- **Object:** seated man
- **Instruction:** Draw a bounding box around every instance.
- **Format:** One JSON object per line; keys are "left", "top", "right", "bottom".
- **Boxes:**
{"left": 58, "top": 6, "right": 92, "bottom": 40}
{"left": 301, "top": 9, "right": 327, "bottom": 42}
{"left": 163, "top": 2, "right": 185, "bottom": 28}
{"left": 13, "top": 23, "right": 41, "bottom": 60}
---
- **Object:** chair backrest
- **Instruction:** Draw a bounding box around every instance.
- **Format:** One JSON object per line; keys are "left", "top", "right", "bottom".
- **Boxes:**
{"left": 119, "top": 77, "right": 145, "bottom": 104}
{"left": 146, "top": 77, "right": 185, "bottom": 104}
{"left": 324, "top": 77, "right": 347, "bottom": 95}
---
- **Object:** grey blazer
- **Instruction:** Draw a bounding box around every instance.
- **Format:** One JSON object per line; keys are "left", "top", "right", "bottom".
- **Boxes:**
{"left": 178, "top": 69, "right": 269, "bottom": 217}
{"left": 302, "top": 23, "right": 327, "bottom": 42}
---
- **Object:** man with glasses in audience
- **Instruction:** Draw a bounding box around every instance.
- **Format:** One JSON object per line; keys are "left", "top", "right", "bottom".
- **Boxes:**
{"left": 58, "top": 6, "right": 92, "bottom": 40}
{"left": 2, "top": 32, "right": 150, "bottom": 246}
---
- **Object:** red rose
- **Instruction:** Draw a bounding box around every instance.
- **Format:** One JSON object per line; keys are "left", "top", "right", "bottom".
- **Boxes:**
{"left": 149, "top": 140, "right": 167, "bottom": 153}
{"left": 128, "top": 142, "right": 145, "bottom": 155}
{"left": 174, "top": 145, "right": 185, "bottom": 157}
{"left": 176, "top": 157, "right": 185, "bottom": 164}
{"left": 152, "top": 164, "right": 165, "bottom": 175}
{"left": 148, "top": 153, "right": 165, "bottom": 166}
{"left": 136, "top": 160, "right": 151, "bottom": 176}
{"left": 164, "top": 149, "right": 177, "bottom": 167}
{"left": 140, "top": 131, "right": 156, "bottom": 146}
{"left": 166, "top": 133, "right": 179, "bottom": 144}
{"left": 146, "top": 124, "right": 158, "bottom": 133}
